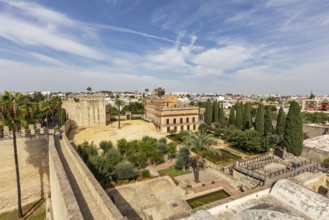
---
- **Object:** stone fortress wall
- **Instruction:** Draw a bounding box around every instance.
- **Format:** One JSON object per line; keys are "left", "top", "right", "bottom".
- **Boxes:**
{"left": 0, "top": 131, "right": 49, "bottom": 213}
{"left": 62, "top": 94, "right": 108, "bottom": 128}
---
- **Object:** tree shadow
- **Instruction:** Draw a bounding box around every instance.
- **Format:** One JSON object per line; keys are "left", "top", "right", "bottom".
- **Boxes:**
{"left": 24, "top": 135, "right": 49, "bottom": 216}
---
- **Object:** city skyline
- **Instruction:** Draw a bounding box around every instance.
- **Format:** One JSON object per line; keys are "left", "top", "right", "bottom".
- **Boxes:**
{"left": 0, "top": 0, "right": 329, "bottom": 95}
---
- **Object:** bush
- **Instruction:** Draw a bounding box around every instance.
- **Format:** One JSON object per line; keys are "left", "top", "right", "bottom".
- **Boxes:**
{"left": 324, "top": 158, "right": 329, "bottom": 168}
{"left": 99, "top": 140, "right": 113, "bottom": 153}
{"left": 117, "top": 138, "right": 128, "bottom": 154}
{"left": 141, "top": 169, "right": 151, "bottom": 178}
{"left": 115, "top": 160, "right": 137, "bottom": 180}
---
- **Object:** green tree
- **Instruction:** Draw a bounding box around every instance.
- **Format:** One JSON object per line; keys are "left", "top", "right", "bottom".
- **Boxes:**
{"left": 99, "top": 140, "right": 113, "bottom": 153}
{"left": 39, "top": 100, "right": 52, "bottom": 128}
{"left": 255, "top": 104, "right": 264, "bottom": 134}
{"left": 116, "top": 161, "right": 137, "bottom": 180}
{"left": 175, "top": 146, "right": 190, "bottom": 170}
{"left": 117, "top": 138, "right": 128, "bottom": 155}
{"left": 228, "top": 107, "right": 235, "bottom": 126}
{"left": 235, "top": 104, "right": 242, "bottom": 130}
{"left": 219, "top": 102, "right": 225, "bottom": 128}
{"left": 58, "top": 108, "right": 67, "bottom": 127}
{"left": 276, "top": 107, "right": 286, "bottom": 136}
{"left": 264, "top": 106, "right": 273, "bottom": 135}
{"left": 243, "top": 103, "right": 252, "bottom": 130}
{"left": 204, "top": 100, "right": 212, "bottom": 125}
{"left": 184, "top": 132, "right": 216, "bottom": 183}
{"left": 115, "top": 98, "right": 124, "bottom": 129}
{"left": 86, "top": 86, "right": 92, "bottom": 93}
{"left": 284, "top": 101, "right": 303, "bottom": 156}
{"left": 0, "top": 92, "right": 28, "bottom": 218}
{"left": 213, "top": 101, "right": 219, "bottom": 123}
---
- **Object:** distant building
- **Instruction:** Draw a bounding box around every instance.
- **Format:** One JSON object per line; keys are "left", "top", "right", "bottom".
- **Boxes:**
{"left": 144, "top": 89, "right": 199, "bottom": 133}
{"left": 302, "top": 97, "right": 329, "bottom": 111}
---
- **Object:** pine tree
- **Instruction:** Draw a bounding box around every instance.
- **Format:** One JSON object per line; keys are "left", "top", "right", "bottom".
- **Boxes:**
{"left": 219, "top": 102, "right": 225, "bottom": 128}
{"left": 284, "top": 101, "right": 303, "bottom": 156}
{"left": 255, "top": 104, "right": 264, "bottom": 134}
{"left": 243, "top": 103, "right": 252, "bottom": 130}
{"left": 264, "top": 106, "right": 273, "bottom": 135}
{"left": 276, "top": 107, "right": 286, "bottom": 136}
{"left": 204, "top": 100, "right": 212, "bottom": 125}
{"left": 235, "top": 104, "right": 242, "bottom": 130}
{"left": 213, "top": 101, "right": 219, "bottom": 123}
{"left": 229, "top": 107, "right": 235, "bottom": 126}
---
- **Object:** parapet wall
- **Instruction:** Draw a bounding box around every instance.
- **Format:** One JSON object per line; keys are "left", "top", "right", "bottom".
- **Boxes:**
{"left": 270, "top": 179, "right": 329, "bottom": 220}
{"left": 49, "top": 136, "right": 82, "bottom": 220}
{"left": 60, "top": 133, "right": 125, "bottom": 219}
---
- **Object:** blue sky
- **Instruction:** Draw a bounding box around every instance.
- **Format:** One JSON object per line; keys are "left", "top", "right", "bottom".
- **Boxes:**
{"left": 0, "top": 0, "right": 329, "bottom": 95}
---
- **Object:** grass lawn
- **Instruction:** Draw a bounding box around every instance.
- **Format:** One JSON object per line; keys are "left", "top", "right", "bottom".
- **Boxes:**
{"left": 158, "top": 166, "right": 191, "bottom": 177}
{"left": 200, "top": 149, "right": 241, "bottom": 165}
{"left": 0, "top": 200, "right": 46, "bottom": 220}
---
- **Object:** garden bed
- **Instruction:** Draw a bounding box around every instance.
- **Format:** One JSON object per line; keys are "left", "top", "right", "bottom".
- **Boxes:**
{"left": 158, "top": 166, "right": 191, "bottom": 177}
{"left": 201, "top": 149, "right": 241, "bottom": 165}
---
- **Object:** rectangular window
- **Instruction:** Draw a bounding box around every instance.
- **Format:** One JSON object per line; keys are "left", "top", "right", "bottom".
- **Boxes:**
{"left": 186, "top": 118, "right": 189, "bottom": 123}
{"left": 181, "top": 126, "right": 184, "bottom": 131}
{"left": 174, "top": 126, "right": 177, "bottom": 132}
{"left": 187, "top": 125, "right": 190, "bottom": 130}
{"left": 180, "top": 118, "right": 183, "bottom": 123}
{"left": 192, "top": 117, "right": 195, "bottom": 122}
{"left": 173, "top": 118, "right": 176, "bottom": 124}
{"left": 167, "top": 127, "right": 170, "bottom": 133}
{"left": 193, "top": 125, "right": 196, "bottom": 130}
{"left": 166, "top": 119, "right": 169, "bottom": 125}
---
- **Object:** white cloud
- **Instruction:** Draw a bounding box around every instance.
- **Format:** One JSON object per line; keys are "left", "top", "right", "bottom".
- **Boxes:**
{"left": 192, "top": 45, "right": 254, "bottom": 71}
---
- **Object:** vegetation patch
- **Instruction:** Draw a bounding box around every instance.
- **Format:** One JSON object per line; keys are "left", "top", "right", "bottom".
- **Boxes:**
{"left": 158, "top": 166, "right": 191, "bottom": 177}
{"left": 197, "top": 149, "right": 241, "bottom": 165}
{"left": 186, "top": 189, "right": 230, "bottom": 209}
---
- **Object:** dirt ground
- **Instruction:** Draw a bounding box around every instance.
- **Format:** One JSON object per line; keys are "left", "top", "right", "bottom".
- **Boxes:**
{"left": 73, "top": 120, "right": 167, "bottom": 146}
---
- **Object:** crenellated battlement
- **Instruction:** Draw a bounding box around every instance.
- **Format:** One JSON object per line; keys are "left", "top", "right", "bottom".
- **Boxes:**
{"left": 1, "top": 124, "right": 53, "bottom": 140}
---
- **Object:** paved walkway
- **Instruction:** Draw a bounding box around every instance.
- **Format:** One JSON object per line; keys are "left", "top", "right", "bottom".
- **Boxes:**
{"left": 55, "top": 136, "right": 108, "bottom": 220}
{"left": 192, "top": 180, "right": 241, "bottom": 196}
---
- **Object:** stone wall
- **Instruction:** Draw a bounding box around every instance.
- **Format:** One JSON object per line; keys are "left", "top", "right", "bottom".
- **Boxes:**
{"left": 49, "top": 136, "right": 82, "bottom": 220}
{"left": 62, "top": 94, "right": 107, "bottom": 127}
{"left": 60, "top": 134, "right": 125, "bottom": 219}
{"left": 0, "top": 136, "right": 49, "bottom": 213}
{"left": 270, "top": 179, "right": 329, "bottom": 220}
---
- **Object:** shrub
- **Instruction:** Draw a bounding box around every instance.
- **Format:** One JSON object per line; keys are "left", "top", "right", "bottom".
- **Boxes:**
{"left": 324, "top": 158, "right": 329, "bottom": 168}
{"left": 141, "top": 169, "right": 151, "bottom": 178}
{"left": 115, "top": 160, "right": 137, "bottom": 180}
{"left": 99, "top": 140, "right": 113, "bottom": 153}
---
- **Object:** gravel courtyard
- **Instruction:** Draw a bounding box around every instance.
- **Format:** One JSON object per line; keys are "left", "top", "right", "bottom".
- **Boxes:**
{"left": 73, "top": 120, "right": 168, "bottom": 146}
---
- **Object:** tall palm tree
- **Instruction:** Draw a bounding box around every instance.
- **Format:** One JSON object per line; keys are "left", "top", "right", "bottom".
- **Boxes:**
{"left": 50, "top": 96, "right": 62, "bottom": 128}
{"left": 0, "top": 92, "right": 28, "bottom": 218}
{"left": 115, "top": 98, "right": 124, "bottom": 129}
{"left": 184, "top": 131, "right": 217, "bottom": 183}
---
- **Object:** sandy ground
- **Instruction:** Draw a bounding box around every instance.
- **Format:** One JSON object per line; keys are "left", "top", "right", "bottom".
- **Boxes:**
{"left": 73, "top": 120, "right": 167, "bottom": 146}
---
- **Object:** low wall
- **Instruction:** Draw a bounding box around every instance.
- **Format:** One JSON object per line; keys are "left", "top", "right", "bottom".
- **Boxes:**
{"left": 302, "top": 146, "right": 329, "bottom": 164}
{"left": 0, "top": 136, "right": 49, "bottom": 213}
{"left": 60, "top": 134, "right": 125, "bottom": 220}
{"left": 49, "top": 136, "right": 82, "bottom": 220}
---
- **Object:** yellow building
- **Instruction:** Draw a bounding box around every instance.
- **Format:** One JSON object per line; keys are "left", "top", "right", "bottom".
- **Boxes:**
{"left": 144, "top": 95, "right": 199, "bottom": 133}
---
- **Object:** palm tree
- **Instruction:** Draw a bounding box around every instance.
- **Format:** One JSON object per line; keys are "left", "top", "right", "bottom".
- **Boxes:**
{"left": 184, "top": 131, "right": 217, "bottom": 183}
{"left": 50, "top": 97, "right": 62, "bottom": 128}
{"left": 40, "top": 100, "right": 52, "bottom": 128}
{"left": 115, "top": 98, "right": 124, "bottom": 129}
{"left": 0, "top": 92, "right": 28, "bottom": 218}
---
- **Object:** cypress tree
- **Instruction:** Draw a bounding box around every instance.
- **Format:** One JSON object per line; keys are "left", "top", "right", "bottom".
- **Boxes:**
{"left": 243, "top": 103, "right": 252, "bottom": 130}
{"left": 264, "top": 106, "right": 273, "bottom": 135}
{"left": 219, "top": 102, "right": 225, "bottom": 128}
{"left": 205, "top": 100, "right": 213, "bottom": 125}
{"left": 276, "top": 107, "right": 286, "bottom": 136}
{"left": 255, "top": 104, "right": 264, "bottom": 134}
{"left": 229, "top": 107, "right": 235, "bottom": 126}
{"left": 235, "top": 104, "right": 242, "bottom": 130}
{"left": 284, "top": 101, "right": 303, "bottom": 156}
{"left": 213, "top": 101, "right": 219, "bottom": 123}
